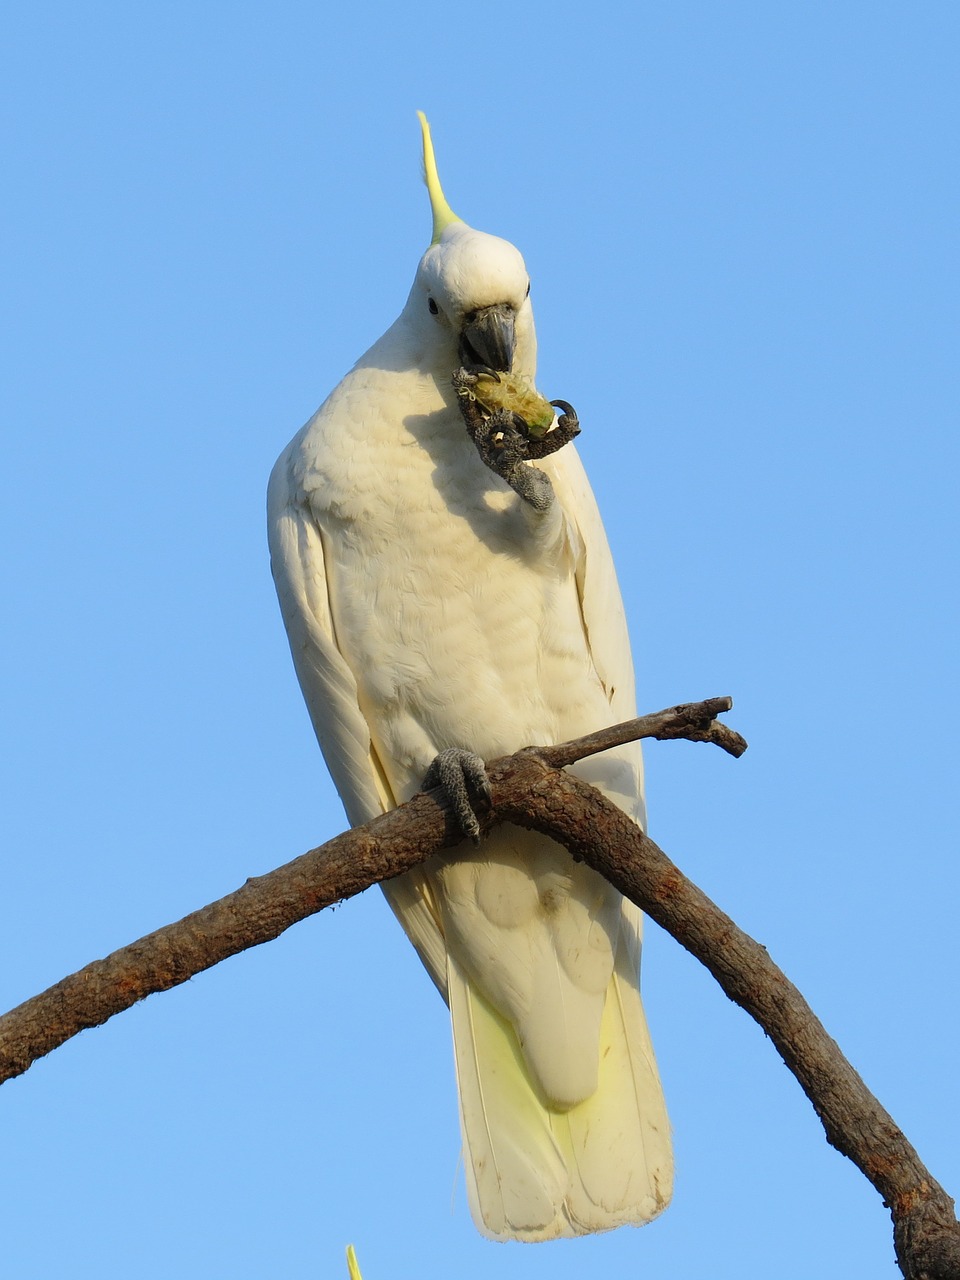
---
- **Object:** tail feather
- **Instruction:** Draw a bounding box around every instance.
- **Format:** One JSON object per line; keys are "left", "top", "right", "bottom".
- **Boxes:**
{"left": 448, "top": 954, "right": 570, "bottom": 1240}
{"left": 447, "top": 929, "right": 672, "bottom": 1242}
{"left": 561, "top": 946, "right": 673, "bottom": 1229}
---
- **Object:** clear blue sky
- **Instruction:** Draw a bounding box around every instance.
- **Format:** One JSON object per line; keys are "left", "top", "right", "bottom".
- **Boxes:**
{"left": 2, "top": 4, "right": 957, "bottom": 1277}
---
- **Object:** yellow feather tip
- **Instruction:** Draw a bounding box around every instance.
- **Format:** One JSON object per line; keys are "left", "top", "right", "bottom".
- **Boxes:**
{"left": 345, "top": 1244, "right": 363, "bottom": 1280}
{"left": 417, "top": 111, "right": 462, "bottom": 245}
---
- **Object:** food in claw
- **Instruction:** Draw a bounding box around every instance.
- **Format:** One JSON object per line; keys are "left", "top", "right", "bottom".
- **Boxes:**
{"left": 468, "top": 371, "right": 556, "bottom": 438}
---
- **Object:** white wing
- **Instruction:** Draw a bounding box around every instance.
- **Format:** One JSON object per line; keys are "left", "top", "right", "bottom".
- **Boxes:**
{"left": 267, "top": 436, "right": 388, "bottom": 826}
{"left": 543, "top": 440, "right": 647, "bottom": 825}
{"left": 267, "top": 432, "right": 451, "bottom": 991}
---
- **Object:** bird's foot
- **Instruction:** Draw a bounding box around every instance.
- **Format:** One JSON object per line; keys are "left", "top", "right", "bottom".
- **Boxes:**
{"left": 477, "top": 410, "right": 555, "bottom": 510}
{"left": 452, "top": 368, "right": 555, "bottom": 511}
{"left": 452, "top": 366, "right": 502, "bottom": 389}
{"left": 451, "top": 367, "right": 498, "bottom": 438}
{"left": 422, "top": 747, "right": 491, "bottom": 844}
{"left": 523, "top": 399, "right": 581, "bottom": 460}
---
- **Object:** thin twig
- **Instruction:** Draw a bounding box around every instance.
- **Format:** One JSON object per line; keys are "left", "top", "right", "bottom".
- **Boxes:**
{"left": 536, "top": 697, "right": 747, "bottom": 767}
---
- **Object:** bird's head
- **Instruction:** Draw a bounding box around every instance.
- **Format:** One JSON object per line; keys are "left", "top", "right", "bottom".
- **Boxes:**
{"left": 406, "top": 113, "right": 536, "bottom": 379}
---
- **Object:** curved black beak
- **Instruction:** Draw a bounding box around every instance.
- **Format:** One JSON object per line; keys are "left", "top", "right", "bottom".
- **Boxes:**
{"left": 458, "top": 303, "right": 516, "bottom": 374}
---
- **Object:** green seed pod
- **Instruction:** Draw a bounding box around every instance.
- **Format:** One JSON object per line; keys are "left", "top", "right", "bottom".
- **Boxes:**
{"left": 471, "top": 374, "right": 556, "bottom": 438}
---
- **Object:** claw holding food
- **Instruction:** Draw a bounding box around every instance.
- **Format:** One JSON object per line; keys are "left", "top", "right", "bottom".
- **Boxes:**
{"left": 524, "top": 397, "right": 581, "bottom": 459}
{"left": 470, "top": 372, "right": 556, "bottom": 438}
{"left": 451, "top": 367, "right": 581, "bottom": 509}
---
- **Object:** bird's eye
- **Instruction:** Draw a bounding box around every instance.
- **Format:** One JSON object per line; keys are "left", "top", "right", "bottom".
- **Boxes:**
{"left": 428, "top": 297, "right": 439, "bottom": 315}
{"left": 525, "top": 281, "right": 531, "bottom": 298}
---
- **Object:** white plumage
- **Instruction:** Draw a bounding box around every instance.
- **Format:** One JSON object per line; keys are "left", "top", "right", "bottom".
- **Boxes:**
{"left": 267, "top": 118, "right": 672, "bottom": 1240}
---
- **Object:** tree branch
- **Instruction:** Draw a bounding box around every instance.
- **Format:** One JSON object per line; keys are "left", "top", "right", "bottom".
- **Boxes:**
{"left": 0, "top": 696, "right": 955, "bottom": 1278}
{"left": 487, "top": 758, "right": 960, "bottom": 1280}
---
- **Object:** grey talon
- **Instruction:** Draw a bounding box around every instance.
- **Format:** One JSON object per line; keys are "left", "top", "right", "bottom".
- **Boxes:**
{"left": 549, "top": 399, "right": 580, "bottom": 436}
{"left": 423, "top": 747, "right": 491, "bottom": 843}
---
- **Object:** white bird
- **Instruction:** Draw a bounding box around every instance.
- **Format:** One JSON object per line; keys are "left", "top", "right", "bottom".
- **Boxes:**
{"left": 267, "top": 115, "right": 672, "bottom": 1241}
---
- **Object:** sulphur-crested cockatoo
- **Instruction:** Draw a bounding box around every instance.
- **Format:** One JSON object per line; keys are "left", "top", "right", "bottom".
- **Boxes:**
{"left": 267, "top": 115, "right": 672, "bottom": 1241}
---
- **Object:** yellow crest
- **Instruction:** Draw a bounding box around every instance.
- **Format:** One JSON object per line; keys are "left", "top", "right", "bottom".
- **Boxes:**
{"left": 345, "top": 1244, "right": 363, "bottom": 1280}
{"left": 417, "top": 111, "right": 462, "bottom": 245}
